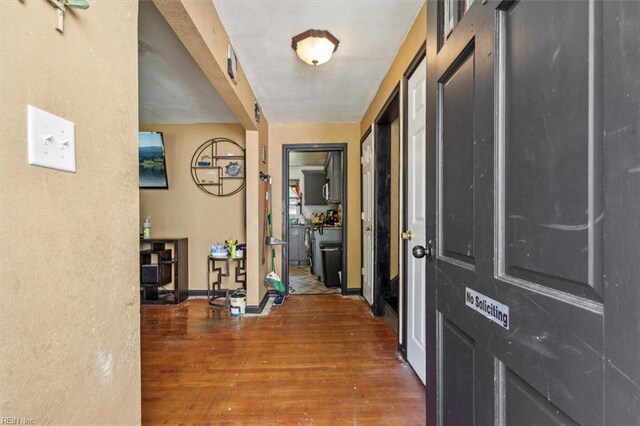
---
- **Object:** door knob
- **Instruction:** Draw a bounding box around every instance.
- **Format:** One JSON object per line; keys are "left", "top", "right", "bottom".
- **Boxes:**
{"left": 365, "top": 226, "right": 372, "bottom": 231}
{"left": 401, "top": 231, "right": 413, "bottom": 241}
{"left": 412, "top": 241, "right": 434, "bottom": 260}
{"left": 412, "top": 245, "right": 426, "bottom": 258}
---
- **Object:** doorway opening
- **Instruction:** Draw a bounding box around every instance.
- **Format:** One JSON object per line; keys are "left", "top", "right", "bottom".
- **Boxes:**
{"left": 371, "top": 86, "right": 401, "bottom": 326}
{"left": 281, "top": 144, "right": 348, "bottom": 296}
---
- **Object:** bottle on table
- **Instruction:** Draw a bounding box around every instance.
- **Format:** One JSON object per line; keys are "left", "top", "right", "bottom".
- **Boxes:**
{"left": 143, "top": 216, "right": 151, "bottom": 239}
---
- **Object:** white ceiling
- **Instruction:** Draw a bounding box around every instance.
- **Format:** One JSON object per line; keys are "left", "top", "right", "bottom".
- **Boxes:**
{"left": 137, "top": 1, "right": 423, "bottom": 125}
{"left": 138, "top": 1, "right": 237, "bottom": 124}
{"left": 213, "top": 0, "right": 424, "bottom": 123}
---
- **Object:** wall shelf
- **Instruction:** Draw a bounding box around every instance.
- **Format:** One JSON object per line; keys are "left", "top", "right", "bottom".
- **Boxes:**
{"left": 190, "top": 138, "right": 245, "bottom": 197}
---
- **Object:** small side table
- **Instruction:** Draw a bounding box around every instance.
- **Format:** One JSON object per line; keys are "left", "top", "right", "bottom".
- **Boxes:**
{"left": 207, "top": 255, "right": 246, "bottom": 307}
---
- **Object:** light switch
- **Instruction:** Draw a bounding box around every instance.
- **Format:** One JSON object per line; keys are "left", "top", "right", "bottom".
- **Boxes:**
{"left": 27, "top": 105, "right": 76, "bottom": 172}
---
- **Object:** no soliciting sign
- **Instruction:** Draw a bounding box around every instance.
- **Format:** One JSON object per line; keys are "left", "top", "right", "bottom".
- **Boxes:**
{"left": 465, "top": 287, "right": 510, "bottom": 330}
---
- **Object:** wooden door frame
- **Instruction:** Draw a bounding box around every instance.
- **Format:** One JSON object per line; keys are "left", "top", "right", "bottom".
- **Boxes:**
{"left": 400, "top": 43, "right": 427, "bottom": 359}
{"left": 281, "top": 144, "right": 349, "bottom": 296}
{"left": 372, "top": 85, "right": 400, "bottom": 318}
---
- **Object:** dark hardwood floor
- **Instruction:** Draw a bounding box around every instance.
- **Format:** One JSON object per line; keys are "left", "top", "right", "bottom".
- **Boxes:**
{"left": 141, "top": 295, "right": 426, "bottom": 425}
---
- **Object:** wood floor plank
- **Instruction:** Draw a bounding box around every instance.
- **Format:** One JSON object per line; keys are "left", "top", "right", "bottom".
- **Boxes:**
{"left": 141, "top": 295, "right": 426, "bottom": 425}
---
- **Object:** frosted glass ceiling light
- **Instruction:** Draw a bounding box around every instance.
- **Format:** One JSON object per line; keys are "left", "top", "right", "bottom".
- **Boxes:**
{"left": 291, "top": 30, "right": 340, "bottom": 66}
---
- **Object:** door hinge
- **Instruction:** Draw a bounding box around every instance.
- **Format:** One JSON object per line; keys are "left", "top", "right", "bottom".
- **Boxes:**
{"left": 360, "top": 156, "right": 364, "bottom": 165}
{"left": 361, "top": 267, "right": 364, "bottom": 276}
{"left": 361, "top": 212, "right": 365, "bottom": 220}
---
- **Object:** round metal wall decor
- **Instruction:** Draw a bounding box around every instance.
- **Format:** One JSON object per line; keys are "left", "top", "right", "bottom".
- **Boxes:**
{"left": 190, "top": 138, "right": 245, "bottom": 197}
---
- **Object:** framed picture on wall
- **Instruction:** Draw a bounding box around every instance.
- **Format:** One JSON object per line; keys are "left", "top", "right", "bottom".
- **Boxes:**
{"left": 139, "top": 131, "right": 169, "bottom": 189}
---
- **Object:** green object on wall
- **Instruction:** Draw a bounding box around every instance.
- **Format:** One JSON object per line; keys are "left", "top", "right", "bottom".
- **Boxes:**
{"left": 63, "top": 0, "right": 89, "bottom": 10}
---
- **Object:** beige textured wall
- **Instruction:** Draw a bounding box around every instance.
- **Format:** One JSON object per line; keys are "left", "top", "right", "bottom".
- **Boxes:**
{"left": 360, "top": 2, "right": 426, "bottom": 136}
{"left": 269, "top": 124, "right": 361, "bottom": 289}
{"left": 0, "top": 1, "right": 140, "bottom": 424}
{"left": 258, "top": 123, "right": 270, "bottom": 303}
{"left": 244, "top": 119, "right": 270, "bottom": 306}
{"left": 139, "top": 123, "right": 246, "bottom": 292}
{"left": 244, "top": 131, "right": 261, "bottom": 305}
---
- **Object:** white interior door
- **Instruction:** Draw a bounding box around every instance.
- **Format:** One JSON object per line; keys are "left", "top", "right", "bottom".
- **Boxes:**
{"left": 405, "top": 58, "right": 427, "bottom": 384}
{"left": 361, "top": 131, "right": 374, "bottom": 306}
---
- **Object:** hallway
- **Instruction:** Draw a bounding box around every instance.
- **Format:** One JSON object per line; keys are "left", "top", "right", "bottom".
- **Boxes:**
{"left": 141, "top": 296, "right": 426, "bottom": 424}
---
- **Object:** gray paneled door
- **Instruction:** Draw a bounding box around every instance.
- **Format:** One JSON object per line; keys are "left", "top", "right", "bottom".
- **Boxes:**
{"left": 425, "top": 1, "right": 640, "bottom": 425}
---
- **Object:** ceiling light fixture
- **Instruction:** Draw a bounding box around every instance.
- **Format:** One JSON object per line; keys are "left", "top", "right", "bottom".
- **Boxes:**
{"left": 291, "top": 29, "right": 340, "bottom": 66}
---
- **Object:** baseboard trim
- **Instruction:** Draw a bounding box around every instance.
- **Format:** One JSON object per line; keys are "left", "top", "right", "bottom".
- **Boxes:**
{"left": 384, "top": 301, "right": 399, "bottom": 335}
{"left": 342, "top": 287, "right": 362, "bottom": 296}
{"left": 246, "top": 290, "right": 272, "bottom": 314}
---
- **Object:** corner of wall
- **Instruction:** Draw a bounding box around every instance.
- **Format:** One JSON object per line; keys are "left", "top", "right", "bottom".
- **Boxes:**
{"left": 1, "top": 1, "right": 141, "bottom": 423}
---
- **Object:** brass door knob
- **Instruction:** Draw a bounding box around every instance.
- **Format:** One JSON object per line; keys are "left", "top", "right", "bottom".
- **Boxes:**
{"left": 365, "top": 226, "right": 372, "bottom": 231}
{"left": 401, "top": 231, "right": 413, "bottom": 241}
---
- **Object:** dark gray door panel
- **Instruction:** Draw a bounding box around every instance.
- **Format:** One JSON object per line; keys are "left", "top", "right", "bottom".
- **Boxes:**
{"left": 502, "top": 0, "right": 602, "bottom": 300}
{"left": 504, "top": 366, "right": 578, "bottom": 426}
{"left": 441, "top": 319, "right": 475, "bottom": 426}
{"left": 441, "top": 48, "right": 476, "bottom": 265}
{"left": 426, "top": 0, "right": 640, "bottom": 425}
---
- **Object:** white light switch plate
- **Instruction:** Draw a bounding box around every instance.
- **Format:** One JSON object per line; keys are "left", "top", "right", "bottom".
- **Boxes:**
{"left": 27, "top": 105, "right": 76, "bottom": 172}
